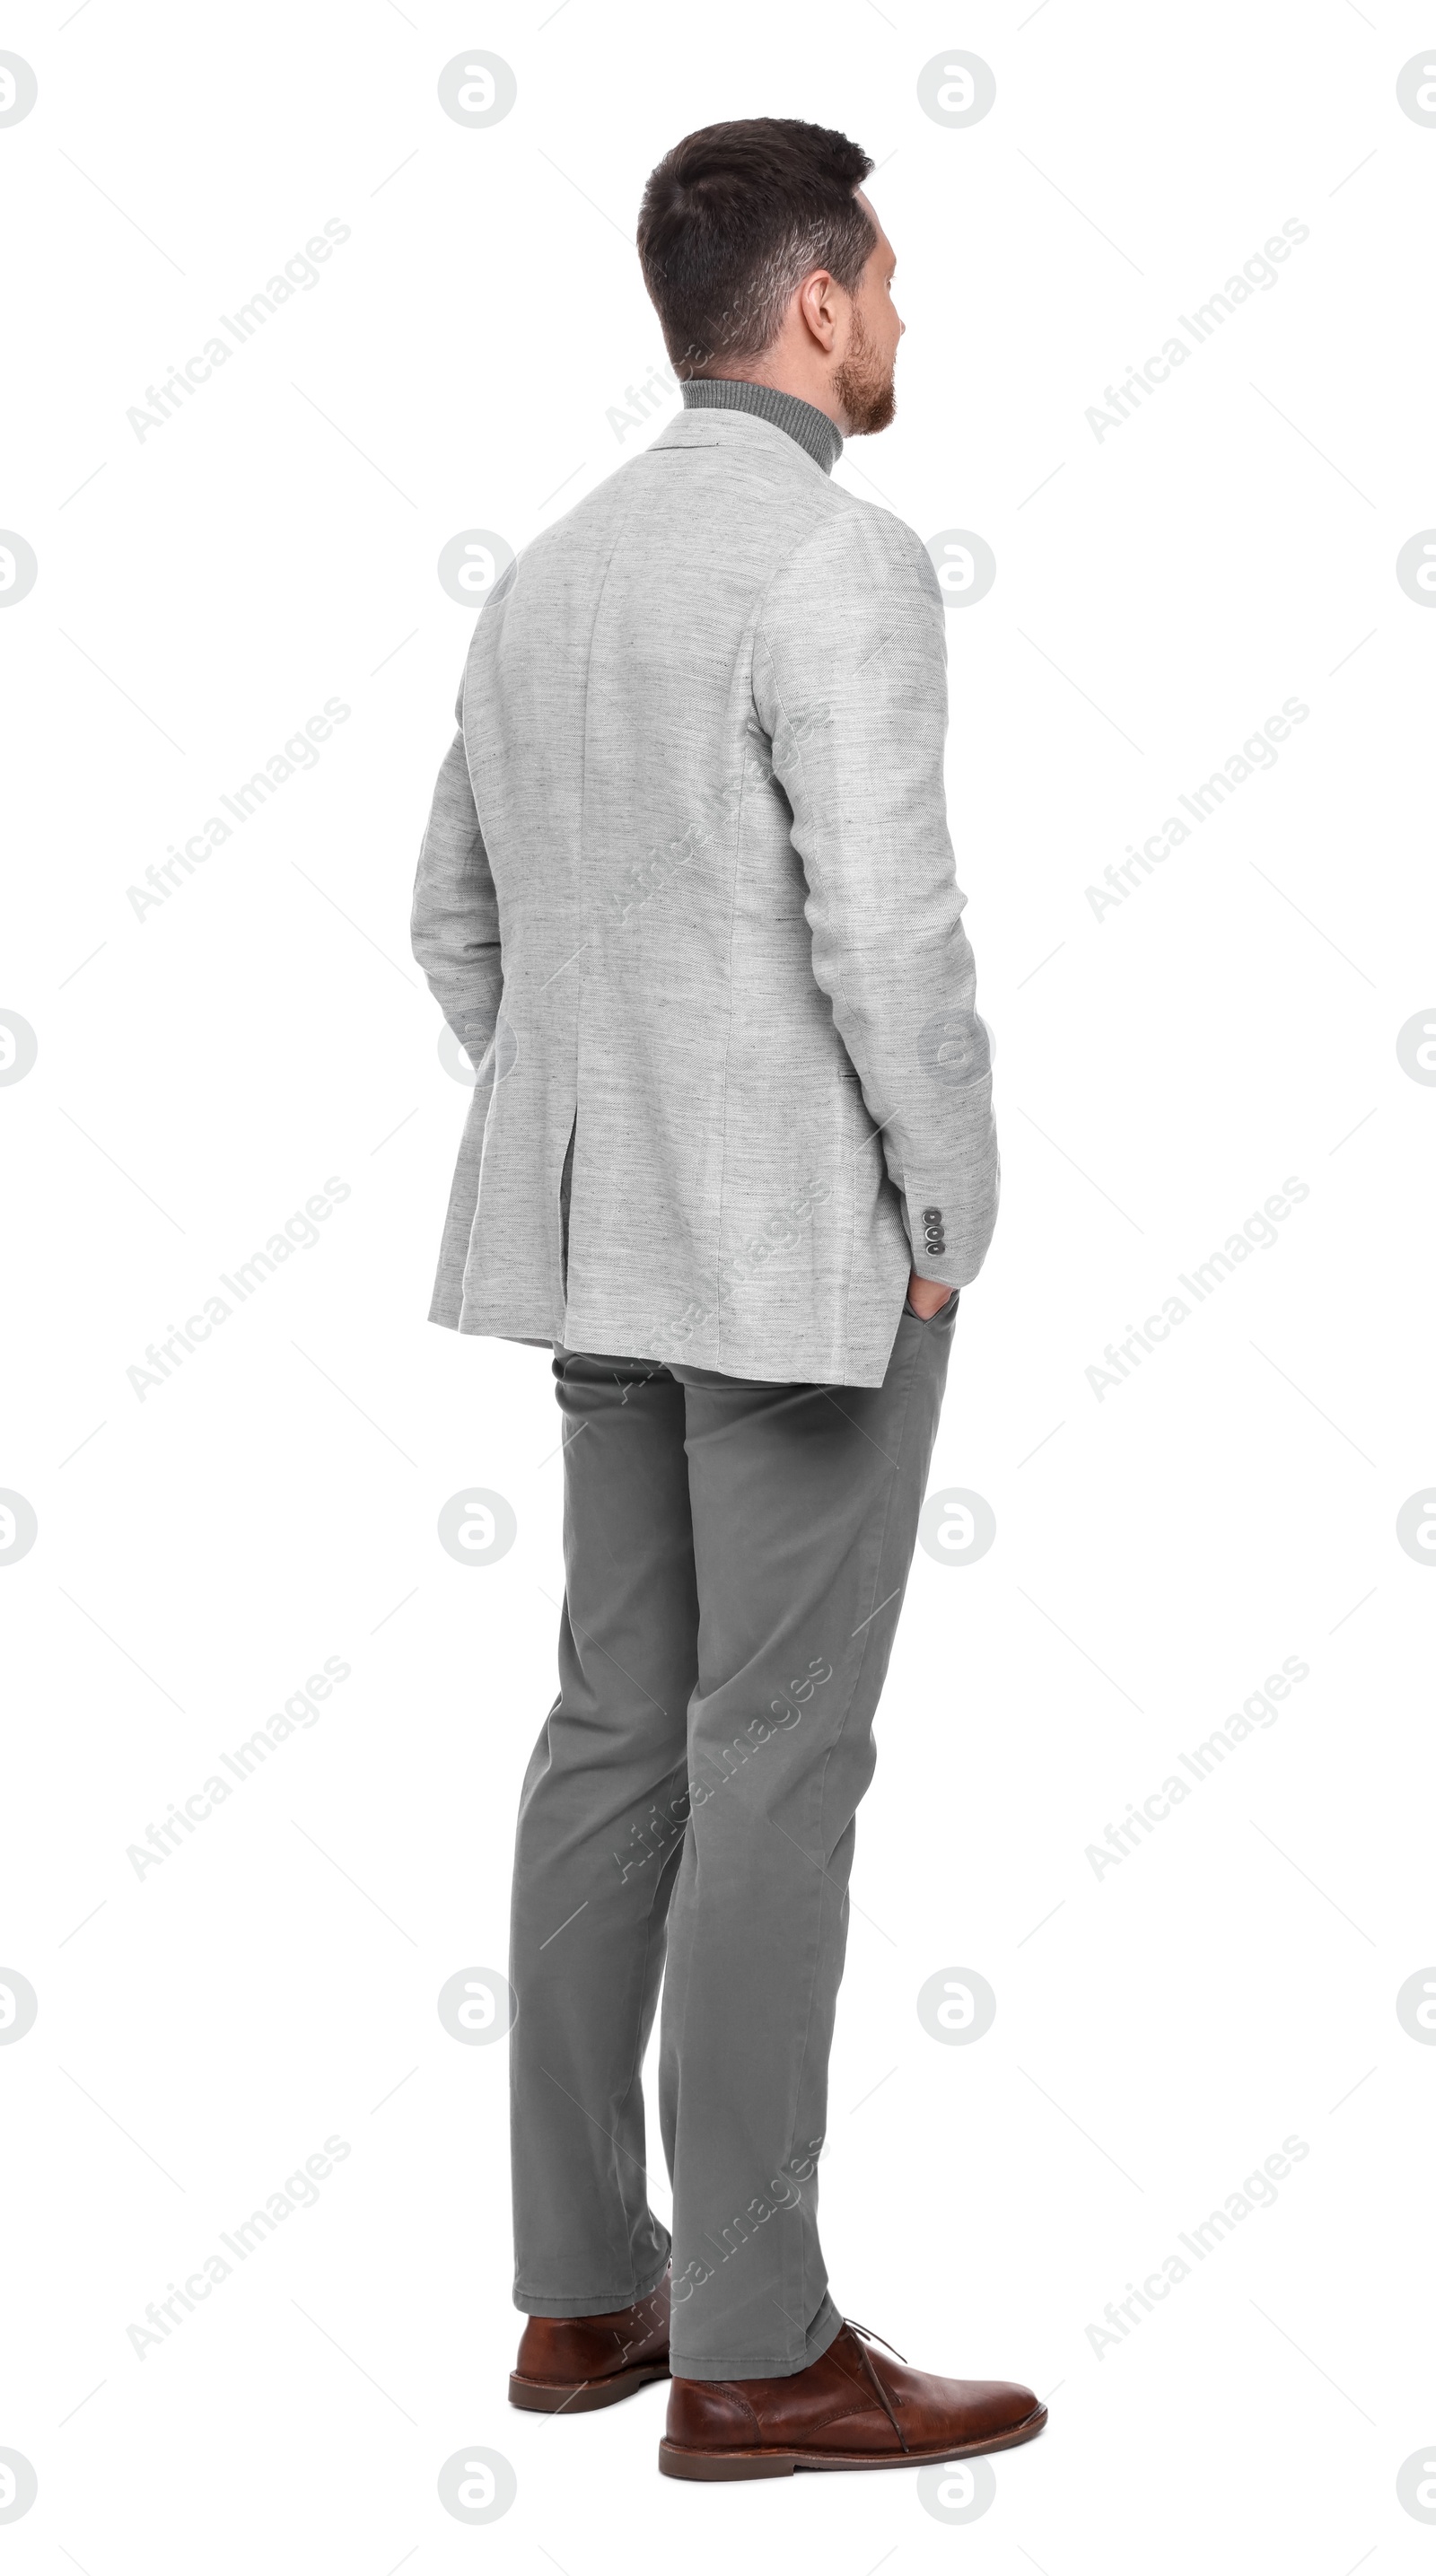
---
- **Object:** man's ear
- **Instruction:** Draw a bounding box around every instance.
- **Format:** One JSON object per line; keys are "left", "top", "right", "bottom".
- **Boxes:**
{"left": 795, "top": 267, "right": 842, "bottom": 354}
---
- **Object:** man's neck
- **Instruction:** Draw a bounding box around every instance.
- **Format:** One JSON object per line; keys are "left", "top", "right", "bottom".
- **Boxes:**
{"left": 679, "top": 376, "right": 844, "bottom": 475}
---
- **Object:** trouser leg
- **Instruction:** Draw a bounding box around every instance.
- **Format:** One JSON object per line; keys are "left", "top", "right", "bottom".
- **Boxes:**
{"left": 659, "top": 1300, "right": 958, "bottom": 2378}
{"left": 509, "top": 1348, "right": 696, "bottom": 2316}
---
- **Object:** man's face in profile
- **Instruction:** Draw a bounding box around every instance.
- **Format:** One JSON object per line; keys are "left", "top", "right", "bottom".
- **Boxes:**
{"left": 835, "top": 192, "right": 904, "bottom": 434}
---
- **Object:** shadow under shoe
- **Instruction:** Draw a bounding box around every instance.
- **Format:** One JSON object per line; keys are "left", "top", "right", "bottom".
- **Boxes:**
{"left": 509, "top": 2272, "right": 671, "bottom": 2413}
{"left": 660, "top": 2318, "right": 1046, "bottom": 2479}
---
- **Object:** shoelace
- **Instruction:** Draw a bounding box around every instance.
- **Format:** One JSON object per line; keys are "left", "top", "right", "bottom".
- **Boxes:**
{"left": 842, "top": 2318, "right": 910, "bottom": 2453}
{"left": 845, "top": 2317, "right": 908, "bottom": 2364}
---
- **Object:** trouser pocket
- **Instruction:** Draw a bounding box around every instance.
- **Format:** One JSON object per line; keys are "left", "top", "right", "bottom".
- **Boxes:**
{"left": 904, "top": 1288, "right": 960, "bottom": 1324}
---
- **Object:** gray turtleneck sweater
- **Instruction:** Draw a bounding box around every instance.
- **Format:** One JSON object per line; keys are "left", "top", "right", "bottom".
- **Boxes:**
{"left": 679, "top": 375, "right": 844, "bottom": 476}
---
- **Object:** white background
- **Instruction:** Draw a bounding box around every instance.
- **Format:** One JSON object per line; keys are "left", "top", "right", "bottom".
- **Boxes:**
{"left": 4, "top": 2, "right": 1435, "bottom": 2568}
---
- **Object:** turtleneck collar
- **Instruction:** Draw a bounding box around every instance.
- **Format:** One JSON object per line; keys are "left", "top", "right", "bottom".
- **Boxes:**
{"left": 679, "top": 375, "right": 844, "bottom": 475}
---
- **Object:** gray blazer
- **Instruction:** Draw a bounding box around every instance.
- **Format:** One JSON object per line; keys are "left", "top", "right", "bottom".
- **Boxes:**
{"left": 411, "top": 405, "right": 999, "bottom": 1389}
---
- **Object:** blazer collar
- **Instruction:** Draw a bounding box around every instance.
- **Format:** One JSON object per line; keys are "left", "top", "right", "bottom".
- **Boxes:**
{"left": 646, "top": 404, "right": 838, "bottom": 478}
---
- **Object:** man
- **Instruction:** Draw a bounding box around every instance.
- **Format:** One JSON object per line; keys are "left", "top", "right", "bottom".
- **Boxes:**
{"left": 412, "top": 118, "right": 1042, "bottom": 2481}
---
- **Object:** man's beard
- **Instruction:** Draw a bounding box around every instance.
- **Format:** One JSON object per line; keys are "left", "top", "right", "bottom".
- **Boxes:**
{"left": 833, "top": 306, "right": 897, "bottom": 435}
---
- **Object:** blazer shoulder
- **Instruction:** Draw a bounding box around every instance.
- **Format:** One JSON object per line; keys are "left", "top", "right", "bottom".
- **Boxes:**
{"left": 460, "top": 452, "right": 648, "bottom": 656}
{"left": 511, "top": 451, "right": 645, "bottom": 571}
{"left": 760, "top": 482, "right": 943, "bottom": 628}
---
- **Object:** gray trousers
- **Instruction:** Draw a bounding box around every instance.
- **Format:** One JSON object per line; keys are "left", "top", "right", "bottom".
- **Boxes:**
{"left": 508, "top": 1294, "right": 959, "bottom": 2379}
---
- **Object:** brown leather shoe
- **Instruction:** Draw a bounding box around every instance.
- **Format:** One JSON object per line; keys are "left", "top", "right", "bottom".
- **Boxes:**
{"left": 509, "top": 2272, "right": 670, "bottom": 2413}
{"left": 659, "top": 2318, "right": 1046, "bottom": 2479}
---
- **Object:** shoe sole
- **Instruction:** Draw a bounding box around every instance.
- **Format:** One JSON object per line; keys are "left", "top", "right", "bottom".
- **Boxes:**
{"left": 509, "top": 2361, "right": 670, "bottom": 2414}
{"left": 658, "top": 2399, "right": 1047, "bottom": 2480}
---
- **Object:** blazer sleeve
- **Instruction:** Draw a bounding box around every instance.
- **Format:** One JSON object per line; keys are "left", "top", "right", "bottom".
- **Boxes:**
{"left": 753, "top": 507, "right": 999, "bottom": 1291}
{"left": 409, "top": 679, "right": 503, "bottom": 1065}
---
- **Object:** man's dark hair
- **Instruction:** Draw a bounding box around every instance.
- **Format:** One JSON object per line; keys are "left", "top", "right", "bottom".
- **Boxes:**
{"left": 636, "top": 118, "right": 875, "bottom": 373}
